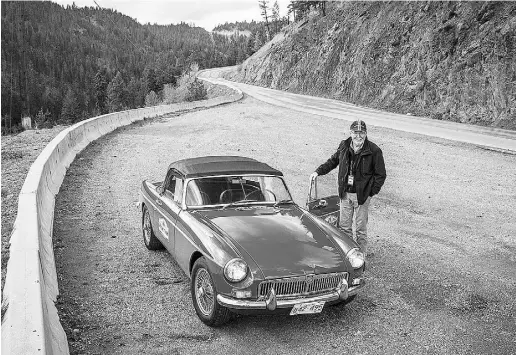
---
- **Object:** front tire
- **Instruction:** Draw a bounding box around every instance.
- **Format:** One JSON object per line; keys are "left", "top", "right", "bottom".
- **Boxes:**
{"left": 142, "top": 204, "right": 164, "bottom": 250}
{"left": 331, "top": 294, "right": 357, "bottom": 307}
{"left": 191, "top": 257, "right": 231, "bottom": 327}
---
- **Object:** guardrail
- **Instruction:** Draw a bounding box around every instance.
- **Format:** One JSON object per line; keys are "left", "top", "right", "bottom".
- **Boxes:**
{"left": 1, "top": 86, "right": 242, "bottom": 355}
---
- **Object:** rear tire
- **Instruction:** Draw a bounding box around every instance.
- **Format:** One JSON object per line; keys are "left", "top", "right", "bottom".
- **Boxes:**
{"left": 191, "top": 257, "right": 232, "bottom": 327}
{"left": 142, "top": 205, "right": 164, "bottom": 250}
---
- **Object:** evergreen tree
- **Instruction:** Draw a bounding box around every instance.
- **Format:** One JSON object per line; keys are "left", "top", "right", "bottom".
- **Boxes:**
{"left": 287, "top": 0, "right": 321, "bottom": 20}
{"left": 236, "top": 47, "right": 247, "bottom": 63}
{"left": 253, "top": 29, "right": 265, "bottom": 52}
{"left": 94, "top": 68, "right": 109, "bottom": 114}
{"left": 247, "top": 32, "right": 256, "bottom": 56}
{"left": 271, "top": 1, "right": 280, "bottom": 34}
{"left": 41, "top": 86, "right": 62, "bottom": 122}
{"left": 144, "top": 68, "right": 159, "bottom": 94}
{"left": 60, "top": 88, "right": 80, "bottom": 123}
{"left": 258, "top": 0, "right": 271, "bottom": 40}
{"left": 126, "top": 77, "right": 146, "bottom": 108}
{"left": 0, "top": 1, "right": 261, "bottom": 131}
{"left": 107, "top": 71, "right": 126, "bottom": 112}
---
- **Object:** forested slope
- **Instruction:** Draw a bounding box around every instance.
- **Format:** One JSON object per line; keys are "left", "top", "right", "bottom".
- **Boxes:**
{"left": 0, "top": 1, "right": 255, "bottom": 131}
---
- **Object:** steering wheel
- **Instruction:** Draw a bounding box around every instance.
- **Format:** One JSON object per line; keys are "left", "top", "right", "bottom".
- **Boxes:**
{"left": 219, "top": 189, "right": 232, "bottom": 204}
{"left": 245, "top": 189, "right": 265, "bottom": 201}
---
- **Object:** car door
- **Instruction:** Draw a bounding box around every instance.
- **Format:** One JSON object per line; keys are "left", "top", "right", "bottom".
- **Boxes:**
{"left": 306, "top": 177, "right": 340, "bottom": 227}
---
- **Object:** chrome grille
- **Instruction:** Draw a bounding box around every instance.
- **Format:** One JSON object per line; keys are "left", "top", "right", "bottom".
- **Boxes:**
{"left": 258, "top": 272, "right": 347, "bottom": 299}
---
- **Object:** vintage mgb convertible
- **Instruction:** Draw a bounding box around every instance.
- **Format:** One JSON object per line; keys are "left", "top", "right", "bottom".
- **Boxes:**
{"left": 138, "top": 156, "right": 365, "bottom": 326}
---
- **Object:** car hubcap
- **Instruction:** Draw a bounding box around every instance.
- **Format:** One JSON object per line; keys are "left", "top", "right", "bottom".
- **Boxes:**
{"left": 143, "top": 210, "right": 151, "bottom": 244}
{"left": 195, "top": 268, "right": 214, "bottom": 316}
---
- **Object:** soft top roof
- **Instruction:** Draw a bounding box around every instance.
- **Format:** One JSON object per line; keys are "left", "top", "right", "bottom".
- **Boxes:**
{"left": 168, "top": 156, "right": 283, "bottom": 178}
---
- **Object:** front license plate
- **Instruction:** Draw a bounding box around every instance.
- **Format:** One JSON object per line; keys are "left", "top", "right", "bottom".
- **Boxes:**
{"left": 290, "top": 301, "right": 325, "bottom": 315}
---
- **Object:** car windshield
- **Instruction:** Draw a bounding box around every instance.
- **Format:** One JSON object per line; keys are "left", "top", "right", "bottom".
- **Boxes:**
{"left": 185, "top": 175, "right": 292, "bottom": 208}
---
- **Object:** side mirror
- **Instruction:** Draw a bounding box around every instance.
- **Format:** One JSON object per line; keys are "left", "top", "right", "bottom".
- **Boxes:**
{"left": 316, "top": 199, "right": 328, "bottom": 209}
{"left": 311, "top": 199, "right": 328, "bottom": 210}
{"left": 156, "top": 185, "right": 165, "bottom": 195}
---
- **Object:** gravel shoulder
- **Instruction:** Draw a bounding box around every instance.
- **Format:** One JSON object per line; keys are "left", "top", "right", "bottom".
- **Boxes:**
{"left": 51, "top": 95, "right": 516, "bottom": 354}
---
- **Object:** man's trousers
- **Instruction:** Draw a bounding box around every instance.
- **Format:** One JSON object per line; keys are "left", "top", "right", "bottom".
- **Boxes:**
{"left": 339, "top": 193, "right": 371, "bottom": 254}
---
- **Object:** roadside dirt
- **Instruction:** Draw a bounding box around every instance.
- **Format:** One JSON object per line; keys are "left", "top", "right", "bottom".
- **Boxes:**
{"left": 52, "top": 95, "right": 516, "bottom": 354}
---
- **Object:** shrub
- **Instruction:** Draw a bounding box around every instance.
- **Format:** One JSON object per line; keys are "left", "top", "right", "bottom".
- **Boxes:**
{"left": 185, "top": 78, "right": 208, "bottom": 102}
{"left": 145, "top": 90, "right": 161, "bottom": 107}
{"left": 35, "top": 109, "right": 46, "bottom": 128}
{"left": 162, "top": 84, "right": 185, "bottom": 104}
{"left": 34, "top": 108, "right": 54, "bottom": 129}
{"left": 161, "top": 62, "right": 207, "bottom": 103}
{"left": 1, "top": 123, "right": 24, "bottom": 135}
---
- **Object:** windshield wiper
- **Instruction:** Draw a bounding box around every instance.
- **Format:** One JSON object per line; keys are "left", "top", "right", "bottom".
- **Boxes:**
{"left": 221, "top": 200, "right": 250, "bottom": 210}
{"left": 273, "top": 199, "right": 294, "bottom": 208}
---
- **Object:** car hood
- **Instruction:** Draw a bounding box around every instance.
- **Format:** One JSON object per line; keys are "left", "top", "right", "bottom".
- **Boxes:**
{"left": 193, "top": 205, "right": 346, "bottom": 279}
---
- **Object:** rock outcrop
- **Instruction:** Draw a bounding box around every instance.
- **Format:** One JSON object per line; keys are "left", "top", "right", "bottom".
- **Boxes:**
{"left": 225, "top": 1, "right": 515, "bottom": 129}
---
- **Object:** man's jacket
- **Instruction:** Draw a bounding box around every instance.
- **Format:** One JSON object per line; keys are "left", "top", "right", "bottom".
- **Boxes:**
{"left": 315, "top": 137, "right": 386, "bottom": 205}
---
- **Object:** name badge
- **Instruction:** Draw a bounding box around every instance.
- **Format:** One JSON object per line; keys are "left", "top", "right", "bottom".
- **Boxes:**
{"left": 347, "top": 175, "right": 354, "bottom": 186}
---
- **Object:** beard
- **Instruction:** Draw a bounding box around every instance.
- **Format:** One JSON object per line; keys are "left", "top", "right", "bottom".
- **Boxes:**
{"left": 351, "top": 137, "right": 365, "bottom": 151}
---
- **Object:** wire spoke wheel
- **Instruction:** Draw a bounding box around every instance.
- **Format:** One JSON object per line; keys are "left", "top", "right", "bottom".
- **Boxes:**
{"left": 143, "top": 208, "right": 152, "bottom": 245}
{"left": 141, "top": 205, "right": 163, "bottom": 250}
{"left": 195, "top": 268, "right": 215, "bottom": 316}
{"left": 191, "top": 257, "right": 231, "bottom": 326}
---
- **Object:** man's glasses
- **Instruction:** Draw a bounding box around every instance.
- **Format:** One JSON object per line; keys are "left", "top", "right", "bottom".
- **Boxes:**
{"left": 350, "top": 131, "right": 366, "bottom": 137}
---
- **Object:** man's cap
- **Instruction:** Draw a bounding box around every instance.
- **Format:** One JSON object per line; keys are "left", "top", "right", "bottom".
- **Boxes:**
{"left": 350, "top": 120, "right": 367, "bottom": 132}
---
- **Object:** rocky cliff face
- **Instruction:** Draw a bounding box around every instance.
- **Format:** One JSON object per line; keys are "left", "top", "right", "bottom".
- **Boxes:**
{"left": 225, "top": 1, "right": 516, "bottom": 129}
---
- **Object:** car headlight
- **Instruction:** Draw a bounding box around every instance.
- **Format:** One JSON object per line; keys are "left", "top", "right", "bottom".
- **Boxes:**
{"left": 346, "top": 248, "right": 365, "bottom": 269}
{"left": 224, "top": 258, "right": 248, "bottom": 282}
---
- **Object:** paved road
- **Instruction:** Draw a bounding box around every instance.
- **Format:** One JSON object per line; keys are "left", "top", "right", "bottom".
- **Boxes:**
{"left": 199, "top": 68, "right": 516, "bottom": 154}
{"left": 54, "top": 92, "right": 516, "bottom": 354}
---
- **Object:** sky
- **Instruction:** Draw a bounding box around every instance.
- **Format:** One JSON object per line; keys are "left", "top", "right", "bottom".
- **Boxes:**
{"left": 53, "top": 0, "right": 291, "bottom": 31}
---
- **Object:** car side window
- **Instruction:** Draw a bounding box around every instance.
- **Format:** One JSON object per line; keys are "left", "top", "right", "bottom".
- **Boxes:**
{"left": 167, "top": 176, "right": 176, "bottom": 194}
{"left": 174, "top": 178, "right": 183, "bottom": 204}
{"left": 163, "top": 169, "right": 183, "bottom": 205}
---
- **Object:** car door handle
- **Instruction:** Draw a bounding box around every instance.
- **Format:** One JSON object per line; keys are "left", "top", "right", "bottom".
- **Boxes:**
{"left": 156, "top": 199, "right": 162, "bottom": 206}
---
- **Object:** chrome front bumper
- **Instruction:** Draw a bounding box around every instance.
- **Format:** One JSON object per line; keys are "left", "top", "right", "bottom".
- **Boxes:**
{"left": 217, "top": 279, "right": 365, "bottom": 311}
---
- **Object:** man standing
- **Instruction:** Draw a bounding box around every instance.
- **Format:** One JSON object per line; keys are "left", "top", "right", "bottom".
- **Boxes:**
{"left": 310, "top": 120, "right": 386, "bottom": 255}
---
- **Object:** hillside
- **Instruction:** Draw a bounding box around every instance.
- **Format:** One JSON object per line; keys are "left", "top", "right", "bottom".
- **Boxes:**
{"left": 0, "top": 1, "right": 255, "bottom": 131}
{"left": 224, "top": 1, "right": 516, "bottom": 129}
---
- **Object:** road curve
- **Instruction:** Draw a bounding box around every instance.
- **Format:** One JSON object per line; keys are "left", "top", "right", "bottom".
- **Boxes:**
{"left": 199, "top": 68, "right": 516, "bottom": 153}
{"left": 53, "top": 92, "right": 516, "bottom": 355}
